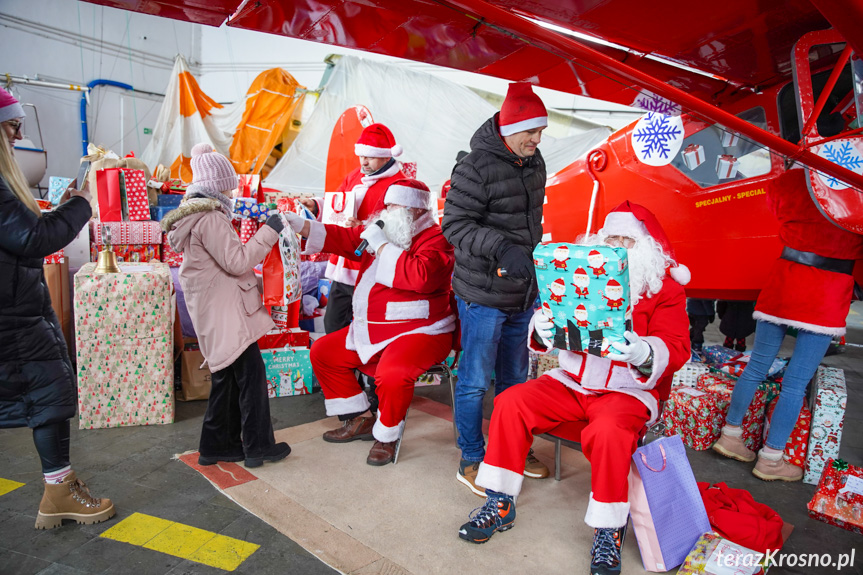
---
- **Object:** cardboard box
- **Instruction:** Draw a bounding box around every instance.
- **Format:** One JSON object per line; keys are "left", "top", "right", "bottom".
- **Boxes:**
{"left": 178, "top": 339, "right": 211, "bottom": 401}
{"left": 534, "top": 243, "right": 630, "bottom": 355}
{"left": 260, "top": 346, "right": 315, "bottom": 397}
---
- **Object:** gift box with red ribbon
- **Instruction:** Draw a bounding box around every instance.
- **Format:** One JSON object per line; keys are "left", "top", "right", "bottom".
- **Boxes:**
{"left": 807, "top": 458, "right": 863, "bottom": 535}
{"left": 715, "top": 154, "right": 739, "bottom": 179}
{"left": 721, "top": 131, "right": 740, "bottom": 147}
{"left": 681, "top": 143, "right": 705, "bottom": 170}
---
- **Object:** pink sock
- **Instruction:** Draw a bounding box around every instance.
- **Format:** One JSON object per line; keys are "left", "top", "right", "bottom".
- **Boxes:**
{"left": 44, "top": 466, "right": 72, "bottom": 484}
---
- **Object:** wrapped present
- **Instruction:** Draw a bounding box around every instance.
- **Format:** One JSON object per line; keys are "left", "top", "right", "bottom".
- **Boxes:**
{"left": 258, "top": 327, "right": 310, "bottom": 350}
{"left": 677, "top": 531, "right": 766, "bottom": 575}
{"left": 157, "top": 194, "right": 183, "bottom": 207}
{"left": 681, "top": 144, "right": 705, "bottom": 170}
{"left": 90, "top": 220, "right": 162, "bottom": 245}
{"left": 763, "top": 400, "right": 811, "bottom": 468}
{"left": 150, "top": 206, "right": 173, "bottom": 222}
{"left": 90, "top": 243, "right": 160, "bottom": 264}
{"left": 260, "top": 346, "right": 315, "bottom": 397}
{"left": 807, "top": 458, "right": 863, "bottom": 535}
{"left": 161, "top": 233, "right": 183, "bottom": 267}
{"left": 233, "top": 197, "right": 275, "bottom": 222}
{"left": 715, "top": 354, "right": 787, "bottom": 379}
{"left": 721, "top": 131, "right": 740, "bottom": 147}
{"left": 270, "top": 302, "right": 301, "bottom": 330}
{"left": 239, "top": 219, "right": 258, "bottom": 244}
{"left": 534, "top": 243, "right": 630, "bottom": 355}
{"left": 695, "top": 374, "right": 779, "bottom": 452}
{"left": 400, "top": 161, "right": 417, "bottom": 179}
{"left": 536, "top": 350, "right": 560, "bottom": 377}
{"left": 73, "top": 262, "right": 175, "bottom": 429}
{"left": 44, "top": 249, "right": 65, "bottom": 265}
{"left": 672, "top": 362, "right": 710, "bottom": 387}
{"left": 700, "top": 345, "right": 741, "bottom": 366}
{"left": 48, "top": 176, "right": 73, "bottom": 205}
{"left": 695, "top": 371, "right": 737, "bottom": 395}
{"left": 661, "top": 387, "right": 729, "bottom": 450}
{"left": 804, "top": 366, "right": 846, "bottom": 484}
{"left": 120, "top": 168, "right": 150, "bottom": 221}
{"left": 715, "top": 154, "right": 739, "bottom": 179}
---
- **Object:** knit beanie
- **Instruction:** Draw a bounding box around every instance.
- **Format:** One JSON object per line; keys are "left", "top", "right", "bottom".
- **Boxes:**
{"left": 0, "top": 87, "right": 25, "bottom": 124}
{"left": 185, "top": 143, "right": 237, "bottom": 215}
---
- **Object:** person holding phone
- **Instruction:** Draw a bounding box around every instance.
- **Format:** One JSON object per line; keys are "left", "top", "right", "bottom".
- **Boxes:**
{"left": 0, "top": 86, "right": 115, "bottom": 529}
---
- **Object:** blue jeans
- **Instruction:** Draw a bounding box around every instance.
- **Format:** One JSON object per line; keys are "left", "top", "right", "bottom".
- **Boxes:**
{"left": 726, "top": 320, "right": 832, "bottom": 450}
{"left": 454, "top": 296, "right": 533, "bottom": 461}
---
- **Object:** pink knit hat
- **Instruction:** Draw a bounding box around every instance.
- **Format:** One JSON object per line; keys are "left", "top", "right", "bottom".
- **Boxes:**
{"left": 188, "top": 143, "right": 237, "bottom": 194}
{"left": 0, "top": 87, "right": 25, "bottom": 124}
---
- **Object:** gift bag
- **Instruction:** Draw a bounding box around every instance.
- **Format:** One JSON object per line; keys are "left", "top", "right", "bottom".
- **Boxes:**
{"left": 628, "top": 435, "right": 711, "bottom": 572}
{"left": 95, "top": 168, "right": 123, "bottom": 222}
{"left": 321, "top": 190, "right": 355, "bottom": 226}
{"left": 119, "top": 168, "right": 150, "bottom": 221}
{"left": 262, "top": 226, "right": 302, "bottom": 307}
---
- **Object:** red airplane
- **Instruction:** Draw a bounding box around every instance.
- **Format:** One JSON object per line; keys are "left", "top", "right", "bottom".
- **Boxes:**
{"left": 80, "top": 0, "right": 863, "bottom": 299}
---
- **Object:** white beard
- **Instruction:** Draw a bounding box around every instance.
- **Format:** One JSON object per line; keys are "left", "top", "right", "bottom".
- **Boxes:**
{"left": 579, "top": 233, "right": 672, "bottom": 306}
{"left": 375, "top": 206, "right": 414, "bottom": 251}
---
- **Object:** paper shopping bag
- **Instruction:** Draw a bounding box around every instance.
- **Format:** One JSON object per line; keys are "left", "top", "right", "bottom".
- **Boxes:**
{"left": 628, "top": 435, "right": 711, "bottom": 572}
{"left": 321, "top": 190, "right": 355, "bottom": 226}
{"left": 95, "top": 168, "right": 123, "bottom": 222}
{"left": 262, "top": 227, "right": 302, "bottom": 307}
{"left": 119, "top": 168, "right": 150, "bottom": 221}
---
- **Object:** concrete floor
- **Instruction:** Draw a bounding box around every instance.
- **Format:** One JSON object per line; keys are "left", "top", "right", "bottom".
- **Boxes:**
{"left": 1, "top": 302, "right": 862, "bottom": 575}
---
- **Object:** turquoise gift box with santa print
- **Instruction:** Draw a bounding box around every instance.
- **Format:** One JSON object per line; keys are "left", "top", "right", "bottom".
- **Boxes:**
{"left": 533, "top": 242, "right": 631, "bottom": 356}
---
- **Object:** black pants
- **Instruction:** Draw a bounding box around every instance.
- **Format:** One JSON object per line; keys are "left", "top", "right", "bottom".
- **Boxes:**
{"left": 323, "top": 281, "right": 379, "bottom": 420}
{"left": 32, "top": 419, "right": 71, "bottom": 473}
{"left": 688, "top": 314, "right": 711, "bottom": 348}
{"left": 199, "top": 342, "right": 275, "bottom": 459}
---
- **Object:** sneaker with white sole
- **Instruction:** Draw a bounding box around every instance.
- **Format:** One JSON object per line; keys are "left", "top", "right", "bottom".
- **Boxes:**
{"left": 458, "top": 489, "right": 515, "bottom": 543}
{"left": 457, "top": 459, "right": 486, "bottom": 497}
{"left": 523, "top": 448, "right": 549, "bottom": 478}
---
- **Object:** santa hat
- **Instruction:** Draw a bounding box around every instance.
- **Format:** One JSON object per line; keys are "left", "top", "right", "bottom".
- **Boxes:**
{"left": 607, "top": 278, "right": 622, "bottom": 287}
{"left": 552, "top": 278, "right": 565, "bottom": 287}
{"left": 384, "top": 178, "right": 431, "bottom": 210}
{"left": 355, "top": 123, "right": 403, "bottom": 158}
{"left": 575, "top": 304, "right": 587, "bottom": 312}
{"left": 600, "top": 200, "right": 691, "bottom": 285}
{"left": 499, "top": 83, "right": 548, "bottom": 137}
{"left": 588, "top": 249, "right": 602, "bottom": 258}
{"left": 574, "top": 267, "right": 588, "bottom": 275}
{"left": 0, "top": 87, "right": 25, "bottom": 124}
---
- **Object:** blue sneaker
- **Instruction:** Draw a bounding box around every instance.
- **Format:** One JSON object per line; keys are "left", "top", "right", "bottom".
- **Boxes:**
{"left": 458, "top": 490, "right": 515, "bottom": 543}
{"left": 590, "top": 525, "right": 626, "bottom": 575}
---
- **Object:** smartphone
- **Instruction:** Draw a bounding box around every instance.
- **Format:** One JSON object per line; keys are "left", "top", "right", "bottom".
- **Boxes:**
{"left": 74, "top": 160, "right": 91, "bottom": 190}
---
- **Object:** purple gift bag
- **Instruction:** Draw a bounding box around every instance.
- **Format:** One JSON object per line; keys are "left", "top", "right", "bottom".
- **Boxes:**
{"left": 628, "top": 435, "right": 710, "bottom": 571}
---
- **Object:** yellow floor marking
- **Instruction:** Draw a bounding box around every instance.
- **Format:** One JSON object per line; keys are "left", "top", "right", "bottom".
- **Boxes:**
{"left": 100, "top": 512, "right": 259, "bottom": 571}
{"left": 0, "top": 478, "right": 25, "bottom": 497}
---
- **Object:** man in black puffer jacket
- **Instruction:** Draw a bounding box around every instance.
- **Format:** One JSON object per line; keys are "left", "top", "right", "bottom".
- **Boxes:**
{"left": 442, "top": 83, "right": 549, "bottom": 496}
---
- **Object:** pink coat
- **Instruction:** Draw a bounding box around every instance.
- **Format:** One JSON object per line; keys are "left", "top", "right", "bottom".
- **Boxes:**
{"left": 165, "top": 199, "right": 278, "bottom": 372}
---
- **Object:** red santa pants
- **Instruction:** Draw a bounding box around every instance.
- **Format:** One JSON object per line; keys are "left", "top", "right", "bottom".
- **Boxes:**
{"left": 310, "top": 327, "right": 452, "bottom": 442}
{"left": 481, "top": 375, "right": 649, "bottom": 510}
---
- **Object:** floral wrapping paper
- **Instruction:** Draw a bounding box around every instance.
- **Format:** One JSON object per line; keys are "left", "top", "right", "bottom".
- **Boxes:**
{"left": 763, "top": 400, "right": 811, "bottom": 468}
{"left": 260, "top": 347, "right": 315, "bottom": 397}
{"left": 73, "top": 262, "right": 175, "bottom": 429}
{"left": 677, "top": 531, "right": 766, "bottom": 575}
{"left": 804, "top": 366, "right": 847, "bottom": 484}
{"left": 90, "top": 220, "right": 163, "bottom": 245}
{"left": 90, "top": 243, "right": 160, "bottom": 264}
{"left": 807, "top": 459, "right": 863, "bottom": 535}
{"left": 160, "top": 233, "right": 183, "bottom": 267}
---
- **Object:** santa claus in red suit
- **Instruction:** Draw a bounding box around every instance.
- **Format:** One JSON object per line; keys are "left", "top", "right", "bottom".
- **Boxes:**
{"left": 283, "top": 179, "right": 456, "bottom": 466}
{"left": 457, "top": 201, "right": 690, "bottom": 575}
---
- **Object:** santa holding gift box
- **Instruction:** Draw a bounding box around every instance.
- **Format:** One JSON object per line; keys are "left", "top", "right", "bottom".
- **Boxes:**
{"left": 571, "top": 267, "right": 590, "bottom": 298}
{"left": 457, "top": 201, "right": 690, "bottom": 575}
{"left": 281, "top": 179, "right": 456, "bottom": 466}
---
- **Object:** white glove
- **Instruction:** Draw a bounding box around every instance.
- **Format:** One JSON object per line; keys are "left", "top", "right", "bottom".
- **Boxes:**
{"left": 282, "top": 212, "right": 306, "bottom": 233}
{"left": 532, "top": 308, "right": 554, "bottom": 349}
{"left": 359, "top": 222, "right": 388, "bottom": 254}
{"left": 606, "top": 330, "right": 652, "bottom": 366}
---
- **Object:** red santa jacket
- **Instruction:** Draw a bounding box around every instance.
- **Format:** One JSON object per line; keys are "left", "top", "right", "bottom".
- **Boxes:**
{"left": 323, "top": 162, "right": 405, "bottom": 286}
{"left": 530, "top": 276, "right": 690, "bottom": 424}
{"left": 305, "top": 212, "right": 456, "bottom": 363}
{"left": 754, "top": 169, "right": 863, "bottom": 336}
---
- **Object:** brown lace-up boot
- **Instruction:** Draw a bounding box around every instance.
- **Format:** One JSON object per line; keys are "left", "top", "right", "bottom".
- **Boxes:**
{"left": 35, "top": 471, "right": 115, "bottom": 529}
{"left": 322, "top": 416, "right": 375, "bottom": 443}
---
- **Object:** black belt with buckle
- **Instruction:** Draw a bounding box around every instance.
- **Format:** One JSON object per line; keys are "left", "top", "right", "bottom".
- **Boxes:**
{"left": 781, "top": 246, "right": 855, "bottom": 275}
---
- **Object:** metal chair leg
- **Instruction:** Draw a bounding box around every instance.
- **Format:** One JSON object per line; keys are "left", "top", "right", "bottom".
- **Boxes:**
{"left": 554, "top": 437, "right": 562, "bottom": 481}
{"left": 393, "top": 408, "right": 408, "bottom": 465}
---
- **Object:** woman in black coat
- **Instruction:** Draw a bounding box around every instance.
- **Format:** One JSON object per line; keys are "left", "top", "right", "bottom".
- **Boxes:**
{"left": 0, "top": 87, "right": 114, "bottom": 529}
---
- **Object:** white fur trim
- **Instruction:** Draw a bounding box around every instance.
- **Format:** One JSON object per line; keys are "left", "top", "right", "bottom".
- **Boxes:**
{"left": 757, "top": 448, "right": 784, "bottom": 461}
{"left": 385, "top": 300, "right": 430, "bottom": 321}
{"left": 669, "top": 264, "right": 691, "bottom": 285}
{"left": 584, "top": 493, "right": 630, "bottom": 528}
{"left": 391, "top": 144, "right": 403, "bottom": 157}
{"left": 302, "top": 221, "right": 326, "bottom": 256}
{"left": 752, "top": 311, "right": 846, "bottom": 337}
{"left": 384, "top": 185, "right": 431, "bottom": 210}
{"left": 324, "top": 391, "right": 371, "bottom": 417}
{"left": 499, "top": 116, "right": 548, "bottom": 137}
{"left": 354, "top": 143, "right": 393, "bottom": 158}
{"left": 375, "top": 245, "right": 403, "bottom": 287}
{"left": 373, "top": 416, "right": 403, "bottom": 443}
{"left": 0, "top": 102, "right": 25, "bottom": 124}
{"left": 600, "top": 212, "right": 648, "bottom": 240}
{"left": 475, "top": 462, "right": 524, "bottom": 497}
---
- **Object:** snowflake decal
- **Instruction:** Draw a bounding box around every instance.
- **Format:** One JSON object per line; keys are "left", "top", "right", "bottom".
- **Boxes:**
{"left": 631, "top": 89, "right": 681, "bottom": 116}
{"left": 817, "top": 141, "right": 863, "bottom": 190}
{"left": 631, "top": 112, "right": 684, "bottom": 167}
{"left": 556, "top": 311, "right": 566, "bottom": 322}
{"left": 589, "top": 304, "right": 598, "bottom": 312}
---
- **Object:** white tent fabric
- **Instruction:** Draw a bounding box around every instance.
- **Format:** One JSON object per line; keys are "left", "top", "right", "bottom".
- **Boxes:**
{"left": 264, "top": 56, "right": 611, "bottom": 196}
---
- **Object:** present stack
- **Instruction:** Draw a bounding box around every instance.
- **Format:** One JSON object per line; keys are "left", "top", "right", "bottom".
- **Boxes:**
{"left": 89, "top": 220, "right": 162, "bottom": 263}
{"left": 808, "top": 458, "right": 863, "bottom": 535}
{"left": 74, "top": 262, "right": 175, "bottom": 429}
{"left": 804, "top": 366, "right": 847, "bottom": 484}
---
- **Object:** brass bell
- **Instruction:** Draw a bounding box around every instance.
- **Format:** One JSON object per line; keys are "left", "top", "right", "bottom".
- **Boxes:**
{"left": 94, "top": 224, "right": 120, "bottom": 274}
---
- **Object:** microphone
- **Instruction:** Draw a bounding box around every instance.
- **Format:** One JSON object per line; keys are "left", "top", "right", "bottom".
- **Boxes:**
{"left": 354, "top": 220, "right": 385, "bottom": 256}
